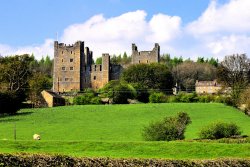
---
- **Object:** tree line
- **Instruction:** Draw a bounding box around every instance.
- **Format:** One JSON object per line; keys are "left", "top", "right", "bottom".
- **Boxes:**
{"left": 1, "top": 52, "right": 250, "bottom": 114}
{"left": 0, "top": 54, "right": 53, "bottom": 114}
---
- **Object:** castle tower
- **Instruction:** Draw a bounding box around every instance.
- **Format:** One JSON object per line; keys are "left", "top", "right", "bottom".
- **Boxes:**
{"left": 102, "top": 54, "right": 110, "bottom": 87}
{"left": 154, "top": 43, "right": 160, "bottom": 63}
{"left": 53, "top": 41, "right": 85, "bottom": 92}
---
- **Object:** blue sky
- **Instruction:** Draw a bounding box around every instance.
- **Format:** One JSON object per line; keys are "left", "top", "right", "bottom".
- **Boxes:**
{"left": 1, "top": 0, "right": 249, "bottom": 60}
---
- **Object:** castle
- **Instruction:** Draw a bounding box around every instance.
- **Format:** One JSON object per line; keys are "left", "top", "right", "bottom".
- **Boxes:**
{"left": 53, "top": 41, "right": 160, "bottom": 92}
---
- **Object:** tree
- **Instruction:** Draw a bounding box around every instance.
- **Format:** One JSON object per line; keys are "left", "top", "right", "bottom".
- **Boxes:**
{"left": 28, "top": 73, "right": 52, "bottom": 107}
{"left": 217, "top": 54, "right": 250, "bottom": 105}
{"left": 208, "top": 57, "right": 219, "bottom": 67}
{"left": 122, "top": 63, "right": 173, "bottom": 102}
{"left": 38, "top": 55, "right": 53, "bottom": 77}
{"left": 172, "top": 62, "right": 217, "bottom": 91}
{"left": 95, "top": 57, "right": 102, "bottom": 64}
{"left": 0, "top": 54, "right": 33, "bottom": 92}
{"left": 122, "top": 63, "right": 173, "bottom": 91}
{"left": 122, "top": 52, "right": 131, "bottom": 64}
{"left": 0, "top": 91, "right": 22, "bottom": 115}
{"left": 160, "top": 54, "right": 183, "bottom": 68}
{"left": 197, "top": 57, "right": 205, "bottom": 63}
{"left": 100, "top": 80, "right": 135, "bottom": 104}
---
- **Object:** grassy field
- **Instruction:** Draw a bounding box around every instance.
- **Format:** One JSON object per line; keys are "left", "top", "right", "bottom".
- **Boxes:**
{"left": 0, "top": 103, "right": 250, "bottom": 159}
{"left": 1, "top": 140, "right": 250, "bottom": 159}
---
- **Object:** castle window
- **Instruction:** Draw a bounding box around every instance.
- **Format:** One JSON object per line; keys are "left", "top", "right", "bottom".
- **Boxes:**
{"left": 147, "top": 60, "right": 149, "bottom": 63}
{"left": 70, "top": 67, "right": 73, "bottom": 70}
{"left": 70, "top": 58, "right": 73, "bottom": 62}
{"left": 62, "top": 59, "right": 64, "bottom": 62}
{"left": 139, "top": 60, "right": 141, "bottom": 63}
{"left": 62, "top": 67, "right": 66, "bottom": 71}
{"left": 62, "top": 51, "right": 63, "bottom": 54}
{"left": 71, "top": 51, "right": 73, "bottom": 54}
{"left": 65, "top": 78, "right": 73, "bottom": 81}
{"left": 94, "top": 65, "right": 97, "bottom": 71}
{"left": 94, "top": 76, "right": 96, "bottom": 80}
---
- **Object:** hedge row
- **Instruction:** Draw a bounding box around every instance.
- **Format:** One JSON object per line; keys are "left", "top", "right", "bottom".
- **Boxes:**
{"left": 0, "top": 154, "right": 250, "bottom": 167}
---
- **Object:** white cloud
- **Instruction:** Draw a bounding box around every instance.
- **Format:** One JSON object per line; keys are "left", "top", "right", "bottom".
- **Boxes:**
{"left": 187, "top": 0, "right": 250, "bottom": 35}
{"left": 1, "top": 0, "right": 250, "bottom": 61}
{"left": 0, "top": 39, "right": 54, "bottom": 60}
{"left": 184, "top": 0, "right": 250, "bottom": 60}
{"left": 61, "top": 10, "right": 181, "bottom": 58}
{"left": 146, "top": 14, "right": 181, "bottom": 43}
{"left": 207, "top": 35, "right": 250, "bottom": 55}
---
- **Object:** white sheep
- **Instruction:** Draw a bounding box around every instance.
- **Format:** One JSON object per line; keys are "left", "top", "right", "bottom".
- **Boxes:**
{"left": 33, "top": 134, "right": 41, "bottom": 140}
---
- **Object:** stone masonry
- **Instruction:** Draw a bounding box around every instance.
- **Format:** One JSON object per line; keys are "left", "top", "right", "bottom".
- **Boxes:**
{"left": 53, "top": 41, "right": 159, "bottom": 92}
{"left": 131, "top": 43, "right": 160, "bottom": 64}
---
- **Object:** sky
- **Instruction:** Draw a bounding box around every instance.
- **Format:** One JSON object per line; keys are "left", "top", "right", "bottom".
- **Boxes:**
{"left": 0, "top": 0, "right": 250, "bottom": 61}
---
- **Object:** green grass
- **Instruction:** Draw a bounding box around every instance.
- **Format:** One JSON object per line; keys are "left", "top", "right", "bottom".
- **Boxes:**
{"left": 0, "top": 103, "right": 250, "bottom": 159}
{"left": 1, "top": 140, "right": 250, "bottom": 159}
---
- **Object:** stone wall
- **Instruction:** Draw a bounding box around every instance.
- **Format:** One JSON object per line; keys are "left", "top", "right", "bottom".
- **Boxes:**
{"left": 53, "top": 41, "right": 160, "bottom": 92}
{"left": 53, "top": 41, "right": 84, "bottom": 92}
{"left": 131, "top": 43, "right": 160, "bottom": 64}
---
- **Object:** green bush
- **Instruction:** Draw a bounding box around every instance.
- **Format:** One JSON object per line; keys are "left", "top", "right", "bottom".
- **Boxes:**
{"left": 131, "top": 83, "right": 150, "bottom": 103}
{"left": 197, "top": 94, "right": 214, "bottom": 103}
{"left": 100, "top": 81, "right": 135, "bottom": 104}
{"left": 73, "top": 89, "right": 101, "bottom": 105}
{"left": 149, "top": 92, "right": 167, "bottom": 103}
{"left": 167, "top": 93, "right": 229, "bottom": 104}
{"left": 112, "top": 84, "right": 134, "bottom": 104}
{"left": 199, "top": 122, "right": 241, "bottom": 139}
{"left": 167, "top": 92, "right": 198, "bottom": 103}
{"left": 142, "top": 112, "right": 191, "bottom": 141}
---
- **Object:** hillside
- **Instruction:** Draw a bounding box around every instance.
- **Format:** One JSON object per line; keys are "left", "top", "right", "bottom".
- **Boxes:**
{"left": 0, "top": 103, "right": 249, "bottom": 141}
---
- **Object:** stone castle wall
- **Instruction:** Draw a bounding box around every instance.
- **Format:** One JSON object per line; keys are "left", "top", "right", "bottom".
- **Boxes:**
{"left": 53, "top": 41, "right": 160, "bottom": 92}
{"left": 131, "top": 43, "right": 160, "bottom": 64}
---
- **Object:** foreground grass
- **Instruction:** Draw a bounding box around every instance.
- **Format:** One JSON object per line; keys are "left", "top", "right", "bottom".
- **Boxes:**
{"left": 0, "top": 140, "right": 250, "bottom": 159}
{"left": 0, "top": 103, "right": 249, "bottom": 141}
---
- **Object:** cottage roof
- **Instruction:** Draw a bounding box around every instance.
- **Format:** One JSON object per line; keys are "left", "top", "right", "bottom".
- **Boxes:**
{"left": 195, "top": 80, "right": 222, "bottom": 87}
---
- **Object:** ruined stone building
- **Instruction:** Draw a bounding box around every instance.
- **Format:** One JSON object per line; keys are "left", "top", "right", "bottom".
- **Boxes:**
{"left": 53, "top": 41, "right": 160, "bottom": 92}
{"left": 131, "top": 43, "right": 160, "bottom": 64}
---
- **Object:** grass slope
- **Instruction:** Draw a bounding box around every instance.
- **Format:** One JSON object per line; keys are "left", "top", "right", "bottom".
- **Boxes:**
{"left": 0, "top": 103, "right": 249, "bottom": 141}
{"left": 0, "top": 103, "right": 250, "bottom": 159}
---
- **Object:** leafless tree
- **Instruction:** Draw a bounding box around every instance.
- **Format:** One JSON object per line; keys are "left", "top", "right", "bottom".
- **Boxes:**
{"left": 217, "top": 54, "right": 250, "bottom": 104}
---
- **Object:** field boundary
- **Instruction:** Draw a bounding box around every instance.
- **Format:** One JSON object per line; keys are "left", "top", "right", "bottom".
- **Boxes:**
{"left": 0, "top": 153, "right": 250, "bottom": 167}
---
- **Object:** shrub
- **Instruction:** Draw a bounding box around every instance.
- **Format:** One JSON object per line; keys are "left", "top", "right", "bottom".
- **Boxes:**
{"left": 0, "top": 91, "right": 22, "bottom": 115}
{"left": 131, "top": 83, "right": 150, "bottom": 103}
{"left": 180, "top": 92, "right": 197, "bottom": 102}
{"left": 149, "top": 92, "right": 168, "bottom": 103}
{"left": 112, "top": 84, "right": 134, "bottom": 104}
{"left": 100, "top": 81, "right": 135, "bottom": 104}
{"left": 199, "top": 122, "right": 241, "bottom": 139}
{"left": 142, "top": 112, "right": 191, "bottom": 141}
{"left": 1, "top": 154, "right": 250, "bottom": 166}
{"left": 197, "top": 94, "right": 214, "bottom": 103}
{"left": 73, "top": 89, "right": 101, "bottom": 105}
